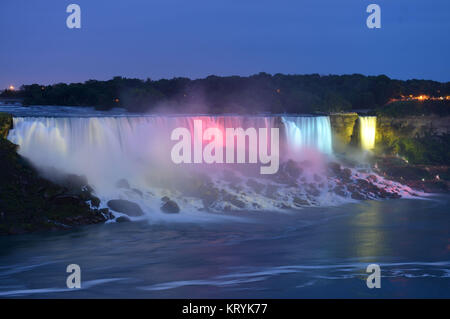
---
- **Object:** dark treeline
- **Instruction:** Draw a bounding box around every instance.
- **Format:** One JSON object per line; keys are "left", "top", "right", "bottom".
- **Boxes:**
{"left": 2, "top": 73, "right": 450, "bottom": 114}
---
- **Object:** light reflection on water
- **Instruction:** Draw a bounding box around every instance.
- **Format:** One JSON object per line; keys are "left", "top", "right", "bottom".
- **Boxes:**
{"left": 0, "top": 196, "right": 449, "bottom": 298}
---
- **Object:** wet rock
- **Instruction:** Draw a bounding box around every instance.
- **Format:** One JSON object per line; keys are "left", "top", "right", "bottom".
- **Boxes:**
{"left": 161, "top": 199, "right": 180, "bottom": 214}
{"left": 356, "top": 179, "right": 370, "bottom": 188}
{"left": 246, "top": 179, "right": 265, "bottom": 193}
{"left": 252, "top": 202, "right": 262, "bottom": 209}
{"left": 351, "top": 191, "right": 366, "bottom": 200}
{"left": 230, "top": 198, "right": 246, "bottom": 209}
{"left": 341, "top": 168, "right": 352, "bottom": 179}
{"left": 98, "top": 208, "right": 113, "bottom": 219}
{"left": 116, "top": 216, "right": 131, "bottom": 223}
{"left": 306, "top": 184, "right": 320, "bottom": 197}
{"left": 107, "top": 199, "right": 144, "bottom": 216}
{"left": 90, "top": 195, "right": 101, "bottom": 208}
{"left": 161, "top": 196, "right": 170, "bottom": 202}
{"left": 223, "top": 193, "right": 246, "bottom": 209}
{"left": 293, "top": 197, "right": 310, "bottom": 206}
{"left": 333, "top": 186, "right": 347, "bottom": 197}
{"left": 328, "top": 162, "right": 342, "bottom": 175}
{"left": 116, "top": 178, "right": 130, "bottom": 189}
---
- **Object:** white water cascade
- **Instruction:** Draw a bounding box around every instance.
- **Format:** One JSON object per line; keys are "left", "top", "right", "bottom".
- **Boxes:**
{"left": 359, "top": 116, "right": 377, "bottom": 150}
{"left": 281, "top": 116, "right": 333, "bottom": 155}
{"left": 7, "top": 115, "right": 341, "bottom": 217}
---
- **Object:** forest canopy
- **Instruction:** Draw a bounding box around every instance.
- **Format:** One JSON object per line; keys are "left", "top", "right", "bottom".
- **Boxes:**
{"left": 2, "top": 73, "right": 449, "bottom": 114}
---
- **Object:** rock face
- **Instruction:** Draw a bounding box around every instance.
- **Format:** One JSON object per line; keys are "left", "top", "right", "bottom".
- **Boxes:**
{"left": 377, "top": 115, "right": 450, "bottom": 141}
{"left": 329, "top": 113, "right": 359, "bottom": 153}
{"left": 107, "top": 199, "right": 144, "bottom": 216}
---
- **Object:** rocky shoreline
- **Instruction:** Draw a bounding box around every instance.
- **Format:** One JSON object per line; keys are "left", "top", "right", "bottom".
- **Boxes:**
{"left": 373, "top": 156, "right": 449, "bottom": 193}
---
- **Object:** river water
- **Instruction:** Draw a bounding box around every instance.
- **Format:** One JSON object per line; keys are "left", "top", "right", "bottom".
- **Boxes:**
{"left": 0, "top": 196, "right": 449, "bottom": 298}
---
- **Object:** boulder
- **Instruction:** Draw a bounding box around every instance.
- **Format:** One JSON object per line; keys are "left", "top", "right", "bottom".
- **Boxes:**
{"left": 116, "top": 216, "right": 131, "bottom": 223}
{"left": 161, "top": 199, "right": 180, "bottom": 214}
{"left": 333, "top": 186, "right": 347, "bottom": 197}
{"left": 107, "top": 199, "right": 144, "bottom": 216}
{"left": 341, "top": 168, "right": 352, "bottom": 179}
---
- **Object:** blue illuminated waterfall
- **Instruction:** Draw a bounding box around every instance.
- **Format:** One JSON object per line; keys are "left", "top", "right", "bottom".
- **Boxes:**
{"left": 281, "top": 116, "right": 333, "bottom": 154}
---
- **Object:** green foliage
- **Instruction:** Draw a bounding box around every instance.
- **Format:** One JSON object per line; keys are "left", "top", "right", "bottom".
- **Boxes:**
{"left": 377, "top": 133, "right": 450, "bottom": 165}
{"left": 376, "top": 100, "right": 450, "bottom": 117}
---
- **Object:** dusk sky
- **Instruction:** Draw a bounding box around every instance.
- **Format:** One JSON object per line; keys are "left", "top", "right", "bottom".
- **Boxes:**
{"left": 1, "top": 0, "right": 449, "bottom": 89}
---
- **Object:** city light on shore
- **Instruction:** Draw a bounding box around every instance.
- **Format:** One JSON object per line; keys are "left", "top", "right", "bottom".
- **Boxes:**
{"left": 389, "top": 94, "right": 450, "bottom": 103}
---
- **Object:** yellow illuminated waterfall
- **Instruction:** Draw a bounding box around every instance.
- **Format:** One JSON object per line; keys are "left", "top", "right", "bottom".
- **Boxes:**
{"left": 359, "top": 116, "right": 376, "bottom": 150}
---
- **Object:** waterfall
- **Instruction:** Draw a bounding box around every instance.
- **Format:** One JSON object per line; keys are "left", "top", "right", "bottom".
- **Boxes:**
{"left": 281, "top": 116, "right": 333, "bottom": 154}
{"left": 9, "top": 116, "right": 336, "bottom": 174}
{"left": 8, "top": 116, "right": 334, "bottom": 185}
{"left": 359, "top": 116, "right": 377, "bottom": 150}
{"left": 7, "top": 115, "right": 337, "bottom": 216}
{"left": 8, "top": 116, "right": 278, "bottom": 191}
